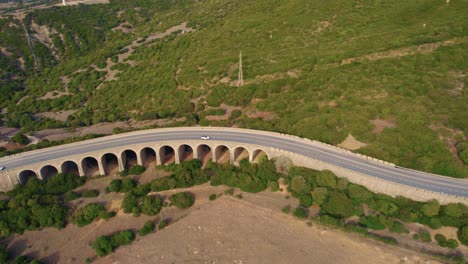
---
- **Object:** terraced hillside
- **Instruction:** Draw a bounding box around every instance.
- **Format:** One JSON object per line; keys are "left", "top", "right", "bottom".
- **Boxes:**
{"left": 0, "top": 0, "right": 466, "bottom": 177}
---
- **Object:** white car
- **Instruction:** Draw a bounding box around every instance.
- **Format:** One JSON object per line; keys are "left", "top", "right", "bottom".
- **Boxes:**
{"left": 0, "top": 166, "right": 4, "bottom": 171}
{"left": 200, "top": 136, "right": 210, "bottom": 140}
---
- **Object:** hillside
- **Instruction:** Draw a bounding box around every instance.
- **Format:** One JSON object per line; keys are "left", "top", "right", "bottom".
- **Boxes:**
{"left": 0, "top": 0, "right": 467, "bottom": 177}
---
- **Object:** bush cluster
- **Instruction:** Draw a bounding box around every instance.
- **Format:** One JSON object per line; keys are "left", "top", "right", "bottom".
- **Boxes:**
{"left": 169, "top": 192, "right": 194, "bottom": 208}
{"left": 91, "top": 230, "right": 135, "bottom": 257}
{"left": 138, "top": 221, "right": 155, "bottom": 236}
{"left": 73, "top": 203, "right": 114, "bottom": 227}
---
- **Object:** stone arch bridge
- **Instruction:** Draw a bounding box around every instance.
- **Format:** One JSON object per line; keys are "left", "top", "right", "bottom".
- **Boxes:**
{"left": 0, "top": 127, "right": 467, "bottom": 204}
{"left": 16, "top": 141, "right": 270, "bottom": 184}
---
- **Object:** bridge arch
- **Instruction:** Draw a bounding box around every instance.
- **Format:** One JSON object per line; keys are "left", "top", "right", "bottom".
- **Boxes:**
{"left": 234, "top": 146, "right": 249, "bottom": 163}
{"left": 40, "top": 165, "right": 59, "bottom": 180}
{"left": 18, "top": 170, "right": 39, "bottom": 184}
{"left": 81, "top": 156, "right": 100, "bottom": 177}
{"left": 252, "top": 149, "right": 269, "bottom": 163}
{"left": 178, "top": 144, "right": 194, "bottom": 163}
{"left": 159, "top": 145, "right": 175, "bottom": 165}
{"left": 215, "top": 145, "right": 231, "bottom": 164}
{"left": 121, "top": 149, "right": 138, "bottom": 170}
{"left": 140, "top": 147, "right": 157, "bottom": 168}
{"left": 197, "top": 144, "right": 212, "bottom": 164}
{"left": 61, "top": 161, "right": 80, "bottom": 176}
{"left": 101, "top": 153, "right": 119, "bottom": 175}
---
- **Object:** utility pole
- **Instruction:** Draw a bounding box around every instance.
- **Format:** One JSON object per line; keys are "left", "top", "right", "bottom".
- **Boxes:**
{"left": 237, "top": 50, "right": 243, "bottom": 86}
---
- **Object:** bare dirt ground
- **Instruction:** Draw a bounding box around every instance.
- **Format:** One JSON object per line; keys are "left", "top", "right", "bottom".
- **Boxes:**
{"left": 96, "top": 195, "right": 445, "bottom": 264}
{"left": 35, "top": 110, "right": 77, "bottom": 122}
{"left": 338, "top": 134, "right": 368, "bottom": 150}
{"left": 370, "top": 119, "right": 396, "bottom": 133}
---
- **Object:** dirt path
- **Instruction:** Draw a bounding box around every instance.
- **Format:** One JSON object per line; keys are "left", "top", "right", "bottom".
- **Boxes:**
{"left": 341, "top": 37, "right": 467, "bottom": 65}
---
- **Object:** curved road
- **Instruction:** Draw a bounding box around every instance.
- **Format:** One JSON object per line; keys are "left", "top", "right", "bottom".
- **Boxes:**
{"left": 0, "top": 127, "right": 467, "bottom": 197}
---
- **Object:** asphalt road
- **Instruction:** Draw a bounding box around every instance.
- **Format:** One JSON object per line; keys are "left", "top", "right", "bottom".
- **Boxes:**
{"left": 0, "top": 128, "right": 467, "bottom": 197}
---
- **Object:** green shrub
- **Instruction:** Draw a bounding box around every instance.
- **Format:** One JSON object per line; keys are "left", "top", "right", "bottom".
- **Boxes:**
{"left": 419, "top": 229, "right": 432, "bottom": 243}
{"left": 169, "top": 192, "right": 194, "bottom": 208}
{"left": 120, "top": 179, "right": 136, "bottom": 192}
{"left": 151, "top": 177, "right": 176, "bottom": 192}
{"left": 74, "top": 203, "right": 107, "bottom": 227}
{"left": 360, "top": 215, "right": 386, "bottom": 231}
{"left": 321, "top": 191, "right": 354, "bottom": 218}
{"left": 121, "top": 193, "right": 137, "bottom": 213}
{"left": 293, "top": 207, "right": 308, "bottom": 220}
{"left": 413, "top": 234, "right": 420, "bottom": 240}
{"left": 158, "top": 219, "right": 169, "bottom": 230}
{"left": 224, "top": 188, "right": 234, "bottom": 195}
{"left": 347, "top": 184, "right": 373, "bottom": 203}
{"left": 209, "top": 194, "right": 217, "bottom": 201}
{"left": 299, "top": 194, "right": 313, "bottom": 207}
{"left": 344, "top": 223, "right": 368, "bottom": 234}
{"left": 64, "top": 191, "right": 80, "bottom": 201}
{"left": 11, "top": 132, "right": 29, "bottom": 145}
{"left": 446, "top": 239, "right": 459, "bottom": 249}
{"left": 316, "top": 171, "right": 337, "bottom": 189}
{"left": 230, "top": 109, "right": 242, "bottom": 119}
{"left": 121, "top": 165, "right": 146, "bottom": 176}
{"left": 129, "top": 165, "right": 146, "bottom": 175}
{"left": 267, "top": 181, "right": 279, "bottom": 192}
{"left": 282, "top": 205, "right": 290, "bottom": 214}
{"left": 421, "top": 200, "right": 440, "bottom": 217}
{"left": 310, "top": 187, "right": 328, "bottom": 205}
{"left": 235, "top": 194, "right": 243, "bottom": 199}
{"left": 428, "top": 218, "right": 442, "bottom": 229}
{"left": 457, "top": 226, "right": 468, "bottom": 245}
{"left": 108, "top": 179, "right": 122, "bottom": 192}
{"left": 81, "top": 189, "right": 99, "bottom": 198}
{"left": 368, "top": 234, "right": 399, "bottom": 246}
{"left": 99, "top": 210, "right": 115, "bottom": 220}
{"left": 389, "top": 221, "right": 409, "bottom": 234}
{"left": 138, "top": 221, "right": 155, "bottom": 236}
{"left": 139, "top": 195, "right": 163, "bottom": 215}
{"left": 290, "top": 176, "right": 310, "bottom": 195}
{"left": 317, "top": 214, "right": 342, "bottom": 227}
{"left": 435, "top": 234, "right": 447, "bottom": 247}
{"left": 92, "top": 230, "right": 135, "bottom": 257}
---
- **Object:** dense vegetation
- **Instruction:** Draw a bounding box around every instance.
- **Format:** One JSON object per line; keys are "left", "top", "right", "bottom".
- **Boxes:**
{"left": 0, "top": 173, "right": 85, "bottom": 236}
{"left": 0, "top": 0, "right": 466, "bottom": 177}
{"left": 284, "top": 166, "right": 467, "bottom": 249}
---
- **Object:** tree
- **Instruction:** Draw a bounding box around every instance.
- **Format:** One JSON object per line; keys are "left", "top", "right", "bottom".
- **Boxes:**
{"left": 92, "top": 236, "right": 113, "bottom": 257}
{"left": 316, "top": 171, "right": 337, "bottom": 189}
{"left": 290, "top": 176, "right": 310, "bottom": 195}
{"left": 347, "top": 184, "right": 373, "bottom": 203}
{"left": 442, "top": 203, "right": 464, "bottom": 218}
{"left": 321, "top": 191, "right": 354, "bottom": 218}
{"left": 311, "top": 187, "right": 328, "bottom": 205}
{"left": 11, "top": 132, "right": 29, "bottom": 145}
{"left": 421, "top": 200, "right": 440, "bottom": 217}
